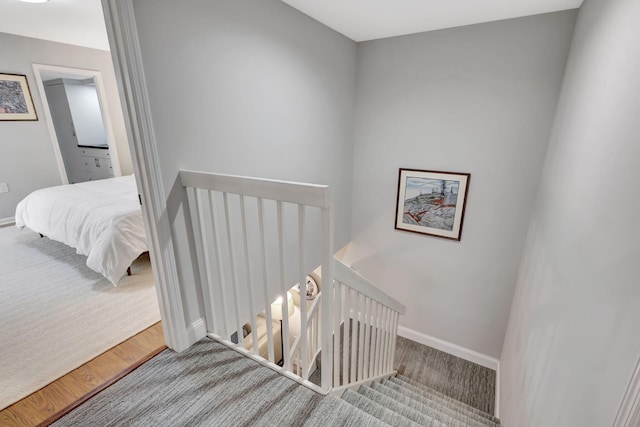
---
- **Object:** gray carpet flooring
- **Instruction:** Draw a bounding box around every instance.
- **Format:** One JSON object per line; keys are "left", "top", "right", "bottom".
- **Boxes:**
{"left": 53, "top": 338, "right": 385, "bottom": 427}
{"left": 53, "top": 336, "right": 499, "bottom": 426}
{"left": 395, "top": 336, "right": 496, "bottom": 414}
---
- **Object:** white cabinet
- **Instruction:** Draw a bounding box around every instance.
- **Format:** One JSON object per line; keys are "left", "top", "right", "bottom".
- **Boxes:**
{"left": 44, "top": 78, "right": 114, "bottom": 183}
{"left": 79, "top": 148, "right": 113, "bottom": 181}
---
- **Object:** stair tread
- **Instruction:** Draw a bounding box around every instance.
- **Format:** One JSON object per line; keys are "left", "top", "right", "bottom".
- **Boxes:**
{"left": 386, "top": 378, "right": 498, "bottom": 425}
{"left": 383, "top": 379, "right": 498, "bottom": 426}
{"left": 394, "top": 375, "right": 500, "bottom": 423}
{"left": 373, "top": 382, "right": 498, "bottom": 427}
{"left": 304, "top": 394, "right": 390, "bottom": 427}
{"left": 342, "top": 389, "right": 423, "bottom": 427}
{"left": 357, "top": 385, "right": 447, "bottom": 427}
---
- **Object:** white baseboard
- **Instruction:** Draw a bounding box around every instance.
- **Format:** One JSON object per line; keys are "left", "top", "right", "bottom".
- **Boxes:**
{"left": 397, "top": 326, "right": 500, "bottom": 371}
{"left": 187, "top": 318, "right": 207, "bottom": 344}
{"left": 0, "top": 216, "right": 15, "bottom": 227}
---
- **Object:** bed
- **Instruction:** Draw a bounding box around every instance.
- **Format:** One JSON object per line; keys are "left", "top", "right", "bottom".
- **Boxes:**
{"left": 15, "top": 175, "right": 148, "bottom": 286}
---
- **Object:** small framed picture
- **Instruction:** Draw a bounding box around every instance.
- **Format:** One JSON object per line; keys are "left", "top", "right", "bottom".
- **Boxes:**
{"left": 0, "top": 73, "right": 38, "bottom": 121}
{"left": 395, "top": 168, "right": 470, "bottom": 241}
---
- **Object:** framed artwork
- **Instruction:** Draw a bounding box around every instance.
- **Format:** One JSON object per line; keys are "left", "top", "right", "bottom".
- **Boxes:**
{"left": 395, "top": 168, "right": 470, "bottom": 241}
{"left": 0, "top": 73, "right": 38, "bottom": 121}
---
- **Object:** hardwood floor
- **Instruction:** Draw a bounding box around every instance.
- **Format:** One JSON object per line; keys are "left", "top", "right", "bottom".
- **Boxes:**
{"left": 0, "top": 322, "right": 166, "bottom": 427}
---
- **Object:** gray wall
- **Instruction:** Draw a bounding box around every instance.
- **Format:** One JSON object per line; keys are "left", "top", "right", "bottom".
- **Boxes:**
{"left": 132, "top": 0, "right": 357, "bottom": 328}
{"left": 345, "top": 11, "right": 577, "bottom": 358}
{"left": 500, "top": 0, "right": 640, "bottom": 425}
{"left": 0, "top": 32, "right": 132, "bottom": 220}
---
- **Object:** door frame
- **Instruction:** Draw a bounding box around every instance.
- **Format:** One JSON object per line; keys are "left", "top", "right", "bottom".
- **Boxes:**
{"left": 101, "top": 0, "right": 190, "bottom": 351}
{"left": 31, "top": 64, "right": 123, "bottom": 184}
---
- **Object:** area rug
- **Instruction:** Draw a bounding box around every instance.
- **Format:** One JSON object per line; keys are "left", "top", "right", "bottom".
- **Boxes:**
{"left": 0, "top": 226, "right": 161, "bottom": 410}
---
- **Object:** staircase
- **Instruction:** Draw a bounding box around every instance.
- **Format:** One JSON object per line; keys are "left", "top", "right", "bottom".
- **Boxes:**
{"left": 179, "top": 171, "right": 499, "bottom": 426}
{"left": 339, "top": 375, "right": 500, "bottom": 426}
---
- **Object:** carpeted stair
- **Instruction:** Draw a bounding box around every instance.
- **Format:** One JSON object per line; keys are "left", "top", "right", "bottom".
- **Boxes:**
{"left": 339, "top": 374, "right": 500, "bottom": 427}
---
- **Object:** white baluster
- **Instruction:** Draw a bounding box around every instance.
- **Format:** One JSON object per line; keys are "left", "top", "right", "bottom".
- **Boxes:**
{"left": 382, "top": 307, "right": 389, "bottom": 373}
{"left": 257, "top": 198, "right": 275, "bottom": 363}
{"left": 188, "top": 188, "right": 215, "bottom": 332}
{"left": 277, "top": 201, "right": 291, "bottom": 371}
{"left": 333, "top": 281, "right": 342, "bottom": 387}
{"left": 350, "top": 290, "right": 358, "bottom": 383}
{"left": 208, "top": 191, "right": 228, "bottom": 337}
{"left": 390, "top": 312, "right": 399, "bottom": 372}
{"left": 342, "top": 285, "right": 350, "bottom": 386}
{"left": 358, "top": 295, "right": 367, "bottom": 381}
{"left": 298, "top": 205, "right": 308, "bottom": 379}
{"left": 222, "top": 192, "right": 243, "bottom": 344}
{"left": 239, "top": 195, "right": 258, "bottom": 354}
{"left": 374, "top": 302, "right": 383, "bottom": 376}
{"left": 320, "top": 206, "right": 333, "bottom": 390}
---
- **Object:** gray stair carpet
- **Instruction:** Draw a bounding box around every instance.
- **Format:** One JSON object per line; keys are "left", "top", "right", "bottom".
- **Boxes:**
{"left": 392, "top": 375, "right": 500, "bottom": 424}
{"left": 394, "top": 336, "right": 495, "bottom": 414}
{"left": 52, "top": 338, "right": 385, "bottom": 427}
{"left": 339, "top": 378, "right": 500, "bottom": 427}
{"left": 315, "top": 325, "right": 496, "bottom": 416}
{"left": 371, "top": 381, "right": 493, "bottom": 427}
{"left": 341, "top": 389, "right": 423, "bottom": 427}
{"left": 356, "top": 385, "right": 445, "bottom": 426}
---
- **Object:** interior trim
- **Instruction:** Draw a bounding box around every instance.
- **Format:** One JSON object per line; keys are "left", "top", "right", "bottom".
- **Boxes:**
{"left": 613, "top": 356, "right": 640, "bottom": 427}
{"left": 0, "top": 217, "right": 15, "bottom": 227}
{"left": 101, "top": 0, "right": 190, "bottom": 351}
{"left": 39, "top": 345, "right": 166, "bottom": 426}
{"left": 187, "top": 318, "right": 207, "bottom": 344}
{"left": 31, "top": 63, "right": 124, "bottom": 184}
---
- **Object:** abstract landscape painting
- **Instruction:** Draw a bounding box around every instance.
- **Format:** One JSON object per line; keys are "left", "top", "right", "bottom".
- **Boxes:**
{"left": 395, "top": 169, "right": 470, "bottom": 240}
{"left": 0, "top": 73, "right": 37, "bottom": 121}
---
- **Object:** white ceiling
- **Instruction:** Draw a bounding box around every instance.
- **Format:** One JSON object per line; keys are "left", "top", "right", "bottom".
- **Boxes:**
{"left": 0, "top": 0, "right": 584, "bottom": 51}
{"left": 0, "top": 0, "right": 109, "bottom": 51}
{"left": 281, "top": 0, "right": 584, "bottom": 41}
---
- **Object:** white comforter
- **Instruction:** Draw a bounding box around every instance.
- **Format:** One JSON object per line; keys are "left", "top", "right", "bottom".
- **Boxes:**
{"left": 15, "top": 175, "right": 148, "bottom": 286}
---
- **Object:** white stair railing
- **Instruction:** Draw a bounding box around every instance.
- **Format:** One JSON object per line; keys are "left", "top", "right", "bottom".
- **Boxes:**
{"left": 181, "top": 170, "right": 404, "bottom": 394}
{"left": 330, "top": 258, "right": 406, "bottom": 394}
{"left": 181, "top": 170, "right": 333, "bottom": 391}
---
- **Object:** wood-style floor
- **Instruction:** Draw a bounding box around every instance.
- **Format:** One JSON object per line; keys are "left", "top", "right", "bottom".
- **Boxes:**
{"left": 0, "top": 322, "right": 166, "bottom": 427}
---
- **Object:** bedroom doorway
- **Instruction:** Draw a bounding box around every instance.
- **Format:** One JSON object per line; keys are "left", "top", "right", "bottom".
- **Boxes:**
{"left": 32, "top": 64, "right": 123, "bottom": 185}
{"left": 0, "top": 64, "right": 163, "bottom": 411}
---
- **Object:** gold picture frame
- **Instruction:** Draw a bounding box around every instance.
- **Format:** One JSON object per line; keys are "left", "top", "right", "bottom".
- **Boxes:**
{"left": 0, "top": 73, "right": 38, "bottom": 121}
